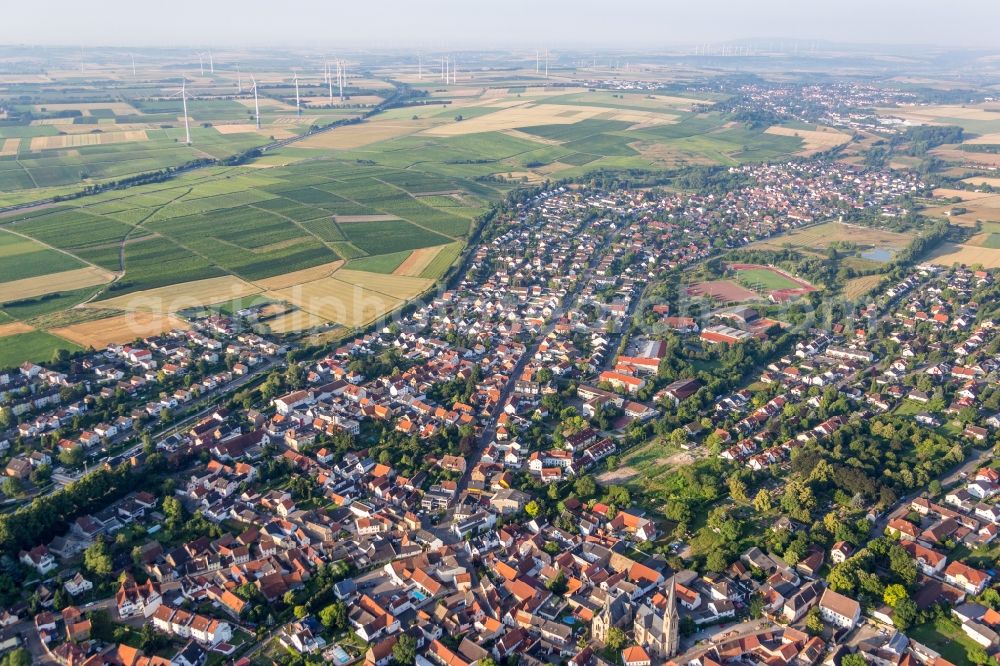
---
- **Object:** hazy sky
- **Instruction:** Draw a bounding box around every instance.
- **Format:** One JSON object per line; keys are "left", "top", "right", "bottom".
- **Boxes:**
{"left": 4, "top": 0, "right": 1000, "bottom": 49}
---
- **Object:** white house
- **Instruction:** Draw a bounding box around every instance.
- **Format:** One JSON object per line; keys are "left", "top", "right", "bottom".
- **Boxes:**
{"left": 818, "top": 588, "right": 861, "bottom": 630}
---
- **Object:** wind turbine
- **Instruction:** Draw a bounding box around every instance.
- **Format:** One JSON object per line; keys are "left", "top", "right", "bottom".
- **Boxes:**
{"left": 198, "top": 53, "right": 204, "bottom": 75}
{"left": 338, "top": 60, "right": 344, "bottom": 101}
{"left": 168, "top": 77, "right": 192, "bottom": 145}
{"left": 328, "top": 63, "right": 334, "bottom": 102}
{"left": 250, "top": 74, "right": 261, "bottom": 129}
{"left": 130, "top": 53, "right": 136, "bottom": 77}
{"left": 209, "top": 49, "right": 214, "bottom": 74}
{"left": 293, "top": 71, "right": 301, "bottom": 116}
{"left": 236, "top": 64, "right": 242, "bottom": 94}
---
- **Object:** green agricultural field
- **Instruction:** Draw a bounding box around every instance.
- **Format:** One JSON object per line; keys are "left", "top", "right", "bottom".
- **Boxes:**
{"left": 0, "top": 72, "right": 835, "bottom": 369}
{"left": 340, "top": 218, "right": 453, "bottom": 255}
{"left": 346, "top": 250, "right": 412, "bottom": 274}
{"left": 300, "top": 217, "right": 347, "bottom": 242}
{"left": 419, "top": 241, "right": 463, "bottom": 280}
{"left": 1, "top": 287, "right": 105, "bottom": 321}
{"left": 0, "top": 330, "right": 82, "bottom": 369}
{"left": 9, "top": 209, "right": 141, "bottom": 251}
{"left": 520, "top": 119, "right": 634, "bottom": 142}
{"left": 0, "top": 230, "right": 86, "bottom": 282}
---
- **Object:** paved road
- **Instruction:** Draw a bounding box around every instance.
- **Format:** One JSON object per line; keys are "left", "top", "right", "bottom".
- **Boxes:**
{"left": 0, "top": 596, "right": 116, "bottom": 664}
{"left": 683, "top": 617, "right": 772, "bottom": 651}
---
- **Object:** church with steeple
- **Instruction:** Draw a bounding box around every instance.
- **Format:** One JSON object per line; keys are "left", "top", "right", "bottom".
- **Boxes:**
{"left": 592, "top": 576, "right": 680, "bottom": 662}
{"left": 592, "top": 588, "right": 632, "bottom": 644}
{"left": 633, "top": 576, "right": 680, "bottom": 660}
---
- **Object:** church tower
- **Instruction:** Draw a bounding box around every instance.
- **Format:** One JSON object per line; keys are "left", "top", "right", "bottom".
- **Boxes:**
{"left": 663, "top": 575, "right": 680, "bottom": 658}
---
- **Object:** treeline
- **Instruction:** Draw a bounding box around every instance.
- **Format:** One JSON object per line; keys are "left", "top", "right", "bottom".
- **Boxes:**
{"left": 895, "top": 125, "right": 964, "bottom": 153}
{"left": 580, "top": 165, "right": 757, "bottom": 194}
{"left": 0, "top": 460, "right": 157, "bottom": 554}
{"left": 889, "top": 218, "right": 949, "bottom": 266}
{"left": 63, "top": 158, "right": 215, "bottom": 199}
{"left": 864, "top": 125, "right": 964, "bottom": 171}
{"left": 960, "top": 144, "right": 1000, "bottom": 154}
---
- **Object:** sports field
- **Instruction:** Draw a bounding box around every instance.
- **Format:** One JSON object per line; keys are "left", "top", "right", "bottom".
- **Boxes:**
{"left": 685, "top": 280, "right": 760, "bottom": 303}
{"left": 735, "top": 268, "right": 803, "bottom": 291}
{"left": 727, "top": 263, "right": 817, "bottom": 299}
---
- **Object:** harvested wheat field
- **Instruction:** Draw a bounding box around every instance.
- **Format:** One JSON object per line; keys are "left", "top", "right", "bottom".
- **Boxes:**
{"left": 305, "top": 95, "right": 383, "bottom": 106}
{"left": 884, "top": 104, "right": 1000, "bottom": 123}
{"left": 34, "top": 122, "right": 154, "bottom": 135}
{"left": 268, "top": 277, "right": 402, "bottom": 327}
{"left": 214, "top": 123, "right": 296, "bottom": 139}
{"left": 965, "top": 133, "right": 1000, "bottom": 145}
{"left": 933, "top": 188, "right": 995, "bottom": 201}
{"left": 498, "top": 171, "right": 547, "bottom": 183}
{"left": 924, "top": 195, "right": 1000, "bottom": 226}
{"left": 265, "top": 309, "right": 330, "bottom": 333}
{"left": 931, "top": 147, "right": 1000, "bottom": 168}
{"left": 0, "top": 139, "right": 19, "bottom": 156}
{"left": 94, "top": 275, "right": 261, "bottom": 312}
{"left": 501, "top": 129, "right": 562, "bottom": 145}
{"left": 333, "top": 269, "right": 434, "bottom": 300}
{"left": 966, "top": 233, "right": 997, "bottom": 247}
{"left": 0, "top": 266, "right": 115, "bottom": 301}
{"left": 235, "top": 97, "right": 295, "bottom": 111}
{"left": 602, "top": 110, "right": 680, "bottom": 126}
{"left": 423, "top": 103, "right": 612, "bottom": 136}
{"left": 962, "top": 177, "right": 1000, "bottom": 188}
{"left": 766, "top": 126, "right": 851, "bottom": 155}
{"left": 30, "top": 130, "right": 148, "bottom": 151}
{"left": 750, "top": 221, "right": 911, "bottom": 253}
{"left": 32, "top": 102, "right": 138, "bottom": 115}
{"left": 927, "top": 242, "right": 1000, "bottom": 268}
{"left": 298, "top": 120, "right": 429, "bottom": 149}
{"left": 0, "top": 322, "right": 34, "bottom": 338}
{"left": 253, "top": 260, "right": 344, "bottom": 290}
{"left": 52, "top": 312, "right": 188, "bottom": 348}
{"left": 393, "top": 245, "right": 445, "bottom": 277}
{"left": 843, "top": 274, "right": 886, "bottom": 300}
